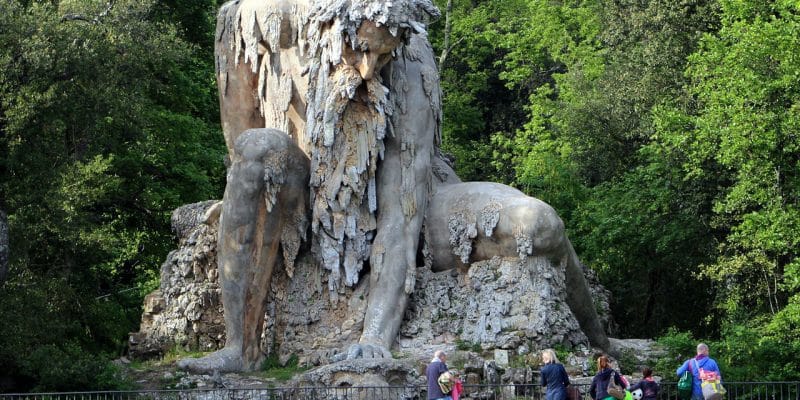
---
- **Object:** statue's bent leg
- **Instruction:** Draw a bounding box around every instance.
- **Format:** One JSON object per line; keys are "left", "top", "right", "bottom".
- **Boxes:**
{"left": 424, "top": 182, "right": 610, "bottom": 351}
{"left": 178, "top": 129, "right": 309, "bottom": 373}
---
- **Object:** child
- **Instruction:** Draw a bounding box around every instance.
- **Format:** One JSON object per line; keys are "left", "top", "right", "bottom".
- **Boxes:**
{"left": 630, "top": 367, "right": 660, "bottom": 400}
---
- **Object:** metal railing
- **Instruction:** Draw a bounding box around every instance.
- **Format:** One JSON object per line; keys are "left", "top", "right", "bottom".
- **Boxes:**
{"left": 2, "top": 382, "right": 798, "bottom": 400}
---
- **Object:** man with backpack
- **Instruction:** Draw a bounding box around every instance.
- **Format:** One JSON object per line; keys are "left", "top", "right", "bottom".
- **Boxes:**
{"left": 427, "top": 350, "right": 453, "bottom": 400}
{"left": 676, "top": 343, "right": 723, "bottom": 400}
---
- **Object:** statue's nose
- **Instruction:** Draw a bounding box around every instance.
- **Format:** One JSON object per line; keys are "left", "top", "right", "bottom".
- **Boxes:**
{"left": 357, "top": 52, "right": 381, "bottom": 80}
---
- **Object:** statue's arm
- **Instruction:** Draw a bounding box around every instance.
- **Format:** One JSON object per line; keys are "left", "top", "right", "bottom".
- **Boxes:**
{"left": 354, "top": 33, "right": 440, "bottom": 357}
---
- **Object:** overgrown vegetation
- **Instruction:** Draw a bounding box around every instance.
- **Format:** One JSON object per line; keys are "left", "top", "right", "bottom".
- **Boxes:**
{"left": 430, "top": 0, "right": 799, "bottom": 380}
{"left": 0, "top": 0, "right": 223, "bottom": 392}
{"left": 455, "top": 339, "right": 483, "bottom": 353}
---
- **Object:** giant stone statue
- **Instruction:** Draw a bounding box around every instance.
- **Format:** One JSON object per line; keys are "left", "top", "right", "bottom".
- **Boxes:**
{"left": 178, "top": 0, "right": 609, "bottom": 373}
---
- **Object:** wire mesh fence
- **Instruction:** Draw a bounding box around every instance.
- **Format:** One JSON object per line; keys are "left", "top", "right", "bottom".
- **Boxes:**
{"left": 2, "top": 382, "right": 798, "bottom": 400}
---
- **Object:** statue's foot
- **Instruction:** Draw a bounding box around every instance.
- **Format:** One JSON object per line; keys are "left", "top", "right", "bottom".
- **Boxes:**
{"left": 176, "top": 347, "right": 244, "bottom": 374}
{"left": 331, "top": 343, "right": 392, "bottom": 362}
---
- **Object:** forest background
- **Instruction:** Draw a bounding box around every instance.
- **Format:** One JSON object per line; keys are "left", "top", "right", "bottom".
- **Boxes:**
{"left": 0, "top": 0, "right": 798, "bottom": 392}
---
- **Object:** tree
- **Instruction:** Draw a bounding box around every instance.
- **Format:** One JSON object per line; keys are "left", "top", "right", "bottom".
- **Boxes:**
{"left": 485, "top": 0, "right": 723, "bottom": 337}
{"left": 430, "top": 0, "right": 544, "bottom": 181}
{"left": 0, "top": 0, "right": 224, "bottom": 390}
{"left": 661, "top": 0, "right": 800, "bottom": 322}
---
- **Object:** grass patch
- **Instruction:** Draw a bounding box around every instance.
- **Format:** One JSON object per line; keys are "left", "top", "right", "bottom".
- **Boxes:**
{"left": 455, "top": 339, "right": 482, "bottom": 353}
{"left": 161, "top": 346, "right": 209, "bottom": 365}
{"left": 260, "top": 353, "right": 308, "bottom": 382}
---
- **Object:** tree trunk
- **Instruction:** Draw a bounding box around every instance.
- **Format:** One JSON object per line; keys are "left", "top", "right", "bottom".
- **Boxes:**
{"left": 438, "top": 0, "right": 453, "bottom": 69}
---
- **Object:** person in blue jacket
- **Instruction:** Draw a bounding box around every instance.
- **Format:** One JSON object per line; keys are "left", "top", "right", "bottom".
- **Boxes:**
{"left": 676, "top": 343, "right": 722, "bottom": 400}
{"left": 426, "top": 350, "right": 453, "bottom": 400}
{"left": 541, "top": 349, "right": 571, "bottom": 400}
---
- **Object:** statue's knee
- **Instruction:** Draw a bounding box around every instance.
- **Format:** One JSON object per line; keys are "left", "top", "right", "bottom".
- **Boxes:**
{"left": 505, "top": 200, "right": 565, "bottom": 252}
{"left": 233, "top": 128, "right": 293, "bottom": 162}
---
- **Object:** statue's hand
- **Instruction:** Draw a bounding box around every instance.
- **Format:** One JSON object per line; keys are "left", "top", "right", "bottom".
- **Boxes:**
{"left": 331, "top": 343, "right": 392, "bottom": 362}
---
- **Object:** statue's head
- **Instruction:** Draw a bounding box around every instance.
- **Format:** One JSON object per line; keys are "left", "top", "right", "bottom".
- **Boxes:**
{"left": 307, "top": 0, "right": 440, "bottom": 80}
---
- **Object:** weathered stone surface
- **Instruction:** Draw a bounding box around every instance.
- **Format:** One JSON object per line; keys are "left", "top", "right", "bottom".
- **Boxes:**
{"left": 294, "top": 358, "right": 423, "bottom": 388}
{"left": 399, "top": 257, "right": 590, "bottom": 352}
{"left": 130, "top": 203, "right": 615, "bottom": 365}
{"left": 608, "top": 338, "right": 665, "bottom": 367}
{"left": 129, "top": 201, "right": 224, "bottom": 358}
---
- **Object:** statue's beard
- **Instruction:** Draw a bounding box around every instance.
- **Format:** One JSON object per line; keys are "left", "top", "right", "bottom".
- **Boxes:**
{"left": 307, "top": 63, "right": 389, "bottom": 294}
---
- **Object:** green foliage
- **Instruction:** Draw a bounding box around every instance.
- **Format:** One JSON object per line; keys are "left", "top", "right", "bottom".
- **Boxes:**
{"left": 653, "top": 328, "right": 696, "bottom": 379}
{"left": 617, "top": 349, "right": 639, "bottom": 375}
{"left": 431, "top": 0, "right": 547, "bottom": 182}
{"left": 674, "top": 0, "right": 800, "bottom": 320}
{"left": 0, "top": 0, "right": 223, "bottom": 391}
{"left": 552, "top": 344, "right": 571, "bottom": 365}
{"left": 572, "top": 153, "right": 718, "bottom": 336}
{"left": 655, "top": 324, "right": 800, "bottom": 382}
{"left": 0, "top": 276, "right": 136, "bottom": 391}
{"left": 455, "top": 339, "right": 482, "bottom": 353}
{"left": 260, "top": 354, "right": 307, "bottom": 382}
{"left": 20, "top": 343, "right": 133, "bottom": 392}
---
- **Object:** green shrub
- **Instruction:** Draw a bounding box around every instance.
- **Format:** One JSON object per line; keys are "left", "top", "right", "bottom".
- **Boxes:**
{"left": 654, "top": 324, "right": 800, "bottom": 382}
{"left": 617, "top": 349, "right": 638, "bottom": 375}
{"left": 20, "top": 342, "right": 133, "bottom": 391}
{"left": 653, "top": 328, "right": 696, "bottom": 380}
{"left": 260, "top": 353, "right": 307, "bottom": 382}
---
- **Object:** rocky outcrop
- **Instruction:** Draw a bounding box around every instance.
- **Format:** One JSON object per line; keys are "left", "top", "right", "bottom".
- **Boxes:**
{"left": 129, "top": 201, "right": 224, "bottom": 357}
{"left": 400, "top": 257, "right": 590, "bottom": 351}
{"left": 130, "top": 202, "right": 615, "bottom": 366}
{"left": 583, "top": 265, "right": 617, "bottom": 336}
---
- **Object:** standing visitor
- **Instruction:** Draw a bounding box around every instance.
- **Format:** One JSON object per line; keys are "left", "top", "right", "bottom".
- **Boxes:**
{"left": 426, "top": 350, "right": 453, "bottom": 400}
{"left": 541, "top": 349, "right": 571, "bottom": 400}
{"left": 629, "top": 367, "right": 660, "bottom": 400}
{"left": 676, "top": 343, "right": 722, "bottom": 400}
{"left": 589, "top": 355, "right": 626, "bottom": 400}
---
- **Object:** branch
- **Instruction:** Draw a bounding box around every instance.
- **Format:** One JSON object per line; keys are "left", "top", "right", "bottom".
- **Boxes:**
{"left": 439, "top": 36, "right": 465, "bottom": 70}
{"left": 60, "top": 0, "right": 115, "bottom": 24}
{"left": 438, "top": 0, "right": 453, "bottom": 70}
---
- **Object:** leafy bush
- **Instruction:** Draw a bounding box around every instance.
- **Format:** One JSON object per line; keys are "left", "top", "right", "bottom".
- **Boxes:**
{"left": 654, "top": 324, "right": 800, "bottom": 382}
{"left": 260, "top": 353, "right": 307, "bottom": 382}
{"left": 653, "top": 328, "right": 696, "bottom": 381}
{"left": 20, "top": 342, "right": 132, "bottom": 391}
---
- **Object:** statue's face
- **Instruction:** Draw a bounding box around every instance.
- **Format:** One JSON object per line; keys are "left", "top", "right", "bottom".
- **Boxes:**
{"left": 342, "top": 20, "right": 404, "bottom": 80}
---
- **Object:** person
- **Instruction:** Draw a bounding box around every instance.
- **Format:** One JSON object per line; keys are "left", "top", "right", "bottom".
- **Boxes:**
{"left": 589, "top": 355, "right": 626, "bottom": 400}
{"left": 676, "top": 343, "right": 722, "bottom": 400}
{"left": 426, "top": 350, "right": 453, "bottom": 400}
{"left": 629, "top": 367, "right": 660, "bottom": 400}
{"left": 541, "top": 349, "right": 571, "bottom": 400}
